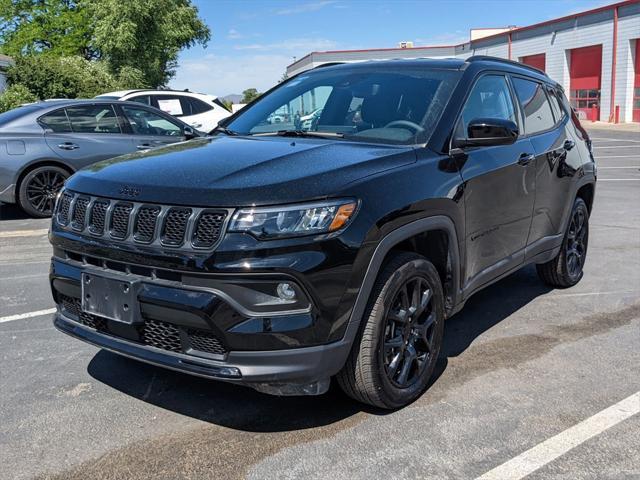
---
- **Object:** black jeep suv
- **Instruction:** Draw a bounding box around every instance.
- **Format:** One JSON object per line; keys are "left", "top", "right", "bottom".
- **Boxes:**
{"left": 49, "top": 57, "right": 595, "bottom": 408}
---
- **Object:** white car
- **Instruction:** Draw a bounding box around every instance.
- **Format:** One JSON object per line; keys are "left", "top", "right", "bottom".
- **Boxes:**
{"left": 96, "top": 90, "right": 231, "bottom": 132}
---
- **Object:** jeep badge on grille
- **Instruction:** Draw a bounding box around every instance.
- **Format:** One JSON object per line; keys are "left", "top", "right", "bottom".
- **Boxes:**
{"left": 119, "top": 185, "right": 140, "bottom": 197}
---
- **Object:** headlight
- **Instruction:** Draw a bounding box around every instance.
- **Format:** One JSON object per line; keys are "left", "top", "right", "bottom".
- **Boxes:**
{"left": 229, "top": 199, "right": 358, "bottom": 239}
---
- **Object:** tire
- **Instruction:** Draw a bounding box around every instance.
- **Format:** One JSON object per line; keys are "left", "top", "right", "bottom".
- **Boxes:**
{"left": 18, "top": 165, "right": 70, "bottom": 218}
{"left": 536, "top": 197, "right": 589, "bottom": 288}
{"left": 337, "top": 252, "right": 445, "bottom": 409}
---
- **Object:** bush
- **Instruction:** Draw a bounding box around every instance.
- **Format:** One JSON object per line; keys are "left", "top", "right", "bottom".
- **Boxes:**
{"left": 6, "top": 55, "right": 147, "bottom": 100}
{"left": 0, "top": 84, "right": 38, "bottom": 113}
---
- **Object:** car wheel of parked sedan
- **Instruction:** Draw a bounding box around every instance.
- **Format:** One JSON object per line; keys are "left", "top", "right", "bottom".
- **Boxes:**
{"left": 536, "top": 197, "right": 589, "bottom": 288}
{"left": 337, "top": 252, "right": 445, "bottom": 409}
{"left": 18, "top": 166, "right": 70, "bottom": 218}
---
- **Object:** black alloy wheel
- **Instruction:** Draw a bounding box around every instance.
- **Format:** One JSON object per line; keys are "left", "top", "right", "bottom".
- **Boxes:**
{"left": 536, "top": 196, "right": 589, "bottom": 288}
{"left": 18, "top": 166, "right": 69, "bottom": 218}
{"left": 565, "top": 206, "right": 588, "bottom": 279}
{"left": 337, "top": 252, "right": 445, "bottom": 409}
{"left": 383, "top": 276, "right": 437, "bottom": 388}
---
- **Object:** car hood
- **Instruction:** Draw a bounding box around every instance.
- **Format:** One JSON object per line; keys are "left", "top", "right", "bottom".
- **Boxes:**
{"left": 66, "top": 136, "right": 416, "bottom": 206}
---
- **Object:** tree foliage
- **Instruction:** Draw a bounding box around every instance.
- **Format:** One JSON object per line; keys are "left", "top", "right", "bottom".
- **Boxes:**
{"left": 0, "top": 0, "right": 94, "bottom": 58}
{"left": 0, "top": 83, "right": 37, "bottom": 112}
{"left": 6, "top": 55, "right": 144, "bottom": 100}
{"left": 0, "top": 0, "right": 210, "bottom": 87}
{"left": 242, "top": 88, "right": 260, "bottom": 104}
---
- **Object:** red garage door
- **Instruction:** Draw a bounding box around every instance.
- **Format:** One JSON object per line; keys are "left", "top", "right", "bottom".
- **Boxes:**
{"left": 570, "top": 44, "right": 603, "bottom": 122}
{"left": 633, "top": 40, "right": 640, "bottom": 123}
{"left": 521, "top": 53, "right": 546, "bottom": 72}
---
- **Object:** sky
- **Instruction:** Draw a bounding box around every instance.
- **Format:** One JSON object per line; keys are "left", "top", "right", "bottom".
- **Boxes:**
{"left": 170, "top": 0, "right": 618, "bottom": 97}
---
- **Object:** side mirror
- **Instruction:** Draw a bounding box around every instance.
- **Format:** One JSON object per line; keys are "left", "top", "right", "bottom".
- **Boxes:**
{"left": 453, "top": 118, "right": 518, "bottom": 148}
{"left": 183, "top": 125, "right": 196, "bottom": 140}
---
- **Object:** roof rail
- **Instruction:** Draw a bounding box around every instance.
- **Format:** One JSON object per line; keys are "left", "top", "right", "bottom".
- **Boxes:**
{"left": 466, "top": 55, "right": 546, "bottom": 76}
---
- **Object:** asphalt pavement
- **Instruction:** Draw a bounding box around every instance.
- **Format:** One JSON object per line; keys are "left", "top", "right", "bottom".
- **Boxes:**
{"left": 0, "top": 125, "right": 638, "bottom": 480}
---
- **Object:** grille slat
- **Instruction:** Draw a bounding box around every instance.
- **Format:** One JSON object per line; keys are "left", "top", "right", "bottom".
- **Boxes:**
{"left": 134, "top": 206, "right": 161, "bottom": 243}
{"left": 71, "top": 197, "right": 89, "bottom": 231}
{"left": 193, "top": 211, "right": 226, "bottom": 248}
{"left": 162, "top": 208, "right": 192, "bottom": 246}
{"left": 89, "top": 201, "right": 109, "bottom": 235}
{"left": 57, "top": 193, "right": 73, "bottom": 225}
{"left": 56, "top": 191, "right": 228, "bottom": 250}
{"left": 110, "top": 203, "right": 133, "bottom": 239}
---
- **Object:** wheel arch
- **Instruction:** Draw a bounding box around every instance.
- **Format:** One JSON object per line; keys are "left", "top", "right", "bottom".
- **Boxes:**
{"left": 341, "top": 216, "right": 461, "bottom": 347}
{"left": 16, "top": 159, "right": 75, "bottom": 195}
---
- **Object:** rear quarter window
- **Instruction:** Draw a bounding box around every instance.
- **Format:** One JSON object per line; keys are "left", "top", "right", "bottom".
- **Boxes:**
{"left": 39, "top": 109, "right": 72, "bottom": 133}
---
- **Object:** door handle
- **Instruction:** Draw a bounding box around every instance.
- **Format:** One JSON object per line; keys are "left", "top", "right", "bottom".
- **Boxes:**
{"left": 137, "top": 144, "right": 152, "bottom": 150}
{"left": 563, "top": 139, "right": 576, "bottom": 151}
{"left": 58, "top": 142, "right": 79, "bottom": 151}
{"left": 517, "top": 153, "right": 535, "bottom": 166}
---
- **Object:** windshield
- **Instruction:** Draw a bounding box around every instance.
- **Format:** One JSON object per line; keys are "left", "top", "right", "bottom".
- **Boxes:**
{"left": 224, "top": 65, "right": 461, "bottom": 145}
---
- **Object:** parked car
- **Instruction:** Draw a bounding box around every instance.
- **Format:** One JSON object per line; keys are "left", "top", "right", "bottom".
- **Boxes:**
{"left": 50, "top": 57, "right": 596, "bottom": 409}
{"left": 300, "top": 108, "right": 322, "bottom": 129}
{"left": 0, "top": 99, "right": 199, "bottom": 217}
{"left": 96, "top": 90, "right": 231, "bottom": 132}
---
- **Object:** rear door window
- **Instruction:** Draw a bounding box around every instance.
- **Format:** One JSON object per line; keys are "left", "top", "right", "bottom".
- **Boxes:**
{"left": 65, "top": 105, "right": 122, "bottom": 134}
{"left": 128, "top": 95, "right": 152, "bottom": 106}
{"left": 511, "top": 77, "right": 556, "bottom": 134}
{"left": 153, "top": 95, "right": 191, "bottom": 117}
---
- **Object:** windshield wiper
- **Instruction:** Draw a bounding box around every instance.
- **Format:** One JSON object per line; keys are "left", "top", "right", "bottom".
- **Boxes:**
{"left": 253, "top": 130, "right": 345, "bottom": 139}
{"left": 211, "top": 125, "right": 240, "bottom": 136}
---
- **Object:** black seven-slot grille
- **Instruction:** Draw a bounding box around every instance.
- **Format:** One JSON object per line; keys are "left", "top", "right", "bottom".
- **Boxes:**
{"left": 56, "top": 191, "right": 230, "bottom": 251}
{"left": 59, "top": 294, "right": 228, "bottom": 356}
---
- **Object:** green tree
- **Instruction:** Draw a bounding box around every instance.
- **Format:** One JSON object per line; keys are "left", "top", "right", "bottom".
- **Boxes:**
{"left": 88, "top": 0, "right": 211, "bottom": 86}
{"left": 0, "top": 83, "right": 37, "bottom": 112}
{"left": 6, "top": 55, "right": 143, "bottom": 100}
{"left": 0, "top": 0, "right": 211, "bottom": 87}
{"left": 0, "top": 0, "right": 94, "bottom": 58}
{"left": 242, "top": 88, "right": 260, "bottom": 104}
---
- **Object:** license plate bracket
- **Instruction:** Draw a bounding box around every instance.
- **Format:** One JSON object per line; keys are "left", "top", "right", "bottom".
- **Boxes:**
{"left": 81, "top": 271, "right": 140, "bottom": 324}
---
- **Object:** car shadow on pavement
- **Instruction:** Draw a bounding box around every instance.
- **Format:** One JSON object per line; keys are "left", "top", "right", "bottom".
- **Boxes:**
{"left": 88, "top": 265, "right": 551, "bottom": 432}
{"left": 0, "top": 203, "right": 30, "bottom": 220}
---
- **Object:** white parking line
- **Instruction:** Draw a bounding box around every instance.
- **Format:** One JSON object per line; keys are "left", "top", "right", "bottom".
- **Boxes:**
{"left": 597, "top": 166, "right": 639, "bottom": 169}
{"left": 475, "top": 391, "right": 640, "bottom": 480}
{"left": 593, "top": 145, "right": 640, "bottom": 149}
{"left": 0, "top": 308, "right": 56, "bottom": 324}
{"left": 0, "top": 229, "right": 49, "bottom": 239}
{"left": 597, "top": 155, "right": 640, "bottom": 158}
{"left": 591, "top": 137, "right": 640, "bottom": 143}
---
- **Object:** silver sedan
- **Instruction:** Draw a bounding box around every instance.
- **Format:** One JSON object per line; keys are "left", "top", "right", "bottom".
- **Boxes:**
{"left": 0, "top": 99, "right": 197, "bottom": 217}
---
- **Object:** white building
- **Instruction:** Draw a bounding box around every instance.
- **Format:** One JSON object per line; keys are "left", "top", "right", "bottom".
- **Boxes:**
{"left": 0, "top": 54, "right": 12, "bottom": 93}
{"left": 286, "top": 0, "right": 640, "bottom": 123}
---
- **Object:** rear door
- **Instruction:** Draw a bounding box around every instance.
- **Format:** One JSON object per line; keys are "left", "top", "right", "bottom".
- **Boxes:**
{"left": 118, "top": 104, "right": 187, "bottom": 151}
{"left": 456, "top": 74, "right": 537, "bottom": 292}
{"left": 511, "top": 77, "right": 582, "bottom": 256}
{"left": 41, "top": 104, "right": 135, "bottom": 169}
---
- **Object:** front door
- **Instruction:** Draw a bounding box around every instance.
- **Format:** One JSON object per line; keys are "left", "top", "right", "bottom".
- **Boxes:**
{"left": 456, "top": 74, "right": 536, "bottom": 292}
{"left": 118, "top": 105, "right": 187, "bottom": 151}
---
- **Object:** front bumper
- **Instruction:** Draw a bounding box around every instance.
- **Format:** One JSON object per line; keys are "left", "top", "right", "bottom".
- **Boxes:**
{"left": 54, "top": 312, "right": 350, "bottom": 394}
{"left": 49, "top": 253, "right": 355, "bottom": 394}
